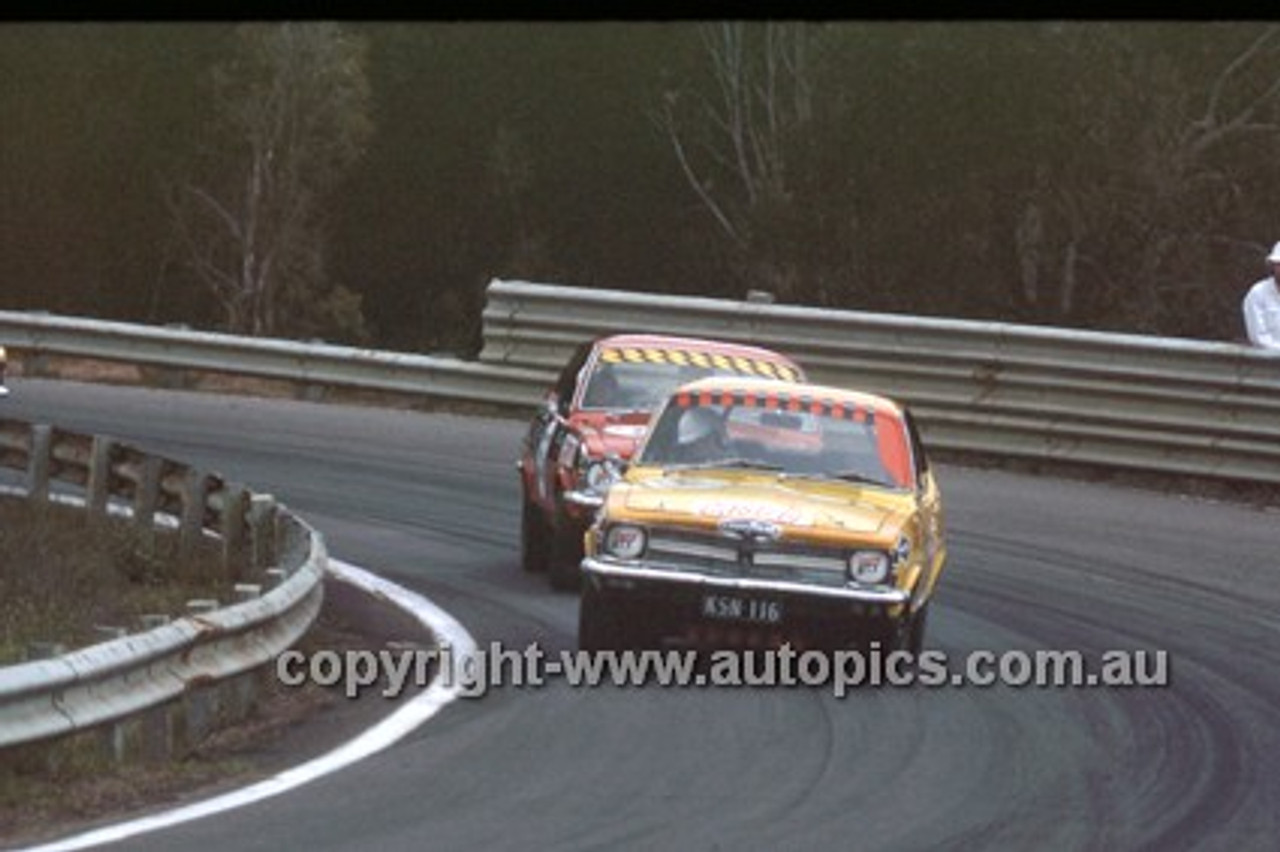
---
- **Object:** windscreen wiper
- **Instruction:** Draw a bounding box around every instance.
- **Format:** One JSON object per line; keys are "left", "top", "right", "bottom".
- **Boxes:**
{"left": 663, "top": 458, "right": 784, "bottom": 474}
{"left": 833, "top": 470, "right": 896, "bottom": 487}
{"left": 787, "top": 470, "right": 893, "bottom": 488}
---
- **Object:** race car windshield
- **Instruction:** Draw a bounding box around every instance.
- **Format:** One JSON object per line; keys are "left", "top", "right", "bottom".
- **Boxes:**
{"left": 579, "top": 351, "right": 798, "bottom": 412}
{"left": 637, "top": 392, "right": 914, "bottom": 490}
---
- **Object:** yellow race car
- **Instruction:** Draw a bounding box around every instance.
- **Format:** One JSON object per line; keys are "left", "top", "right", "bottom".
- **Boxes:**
{"left": 579, "top": 376, "right": 946, "bottom": 653}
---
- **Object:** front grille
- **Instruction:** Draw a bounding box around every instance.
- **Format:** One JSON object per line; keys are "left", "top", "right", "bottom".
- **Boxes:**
{"left": 647, "top": 534, "right": 738, "bottom": 566}
{"left": 644, "top": 528, "right": 848, "bottom": 587}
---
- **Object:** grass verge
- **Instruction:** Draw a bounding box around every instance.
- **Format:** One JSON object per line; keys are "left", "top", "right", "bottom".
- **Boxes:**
{"left": 0, "top": 499, "right": 226, "bottom": 664}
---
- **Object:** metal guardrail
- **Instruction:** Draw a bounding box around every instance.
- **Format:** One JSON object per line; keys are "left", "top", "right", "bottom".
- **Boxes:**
{"left": 480, "top": 278, "right": 1280, "bottom": 486}
{"left": 0, "top": 418, "right": 326, "bottom": 756}
{"left": 4, "top": 280, "right": 1280, "bottom": 485}
{"left": 0, "top": 311, "right": 548, "bottom": 407}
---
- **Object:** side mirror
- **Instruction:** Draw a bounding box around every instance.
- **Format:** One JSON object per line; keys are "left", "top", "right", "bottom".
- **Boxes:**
{"left": 542, "top": 395, "right": 569, "bottom": 426}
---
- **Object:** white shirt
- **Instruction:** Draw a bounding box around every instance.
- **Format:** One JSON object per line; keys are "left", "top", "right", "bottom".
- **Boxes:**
{"left": 1243, "top": 277, "right": 1280, "bottom": 348}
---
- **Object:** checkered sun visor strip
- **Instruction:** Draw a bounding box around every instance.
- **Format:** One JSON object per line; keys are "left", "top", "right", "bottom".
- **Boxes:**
{"left": 673, "top": 387, "right": 877, "bottom": 425}
{"left": 599, "top": 347, "right": 799, "bottom": 382}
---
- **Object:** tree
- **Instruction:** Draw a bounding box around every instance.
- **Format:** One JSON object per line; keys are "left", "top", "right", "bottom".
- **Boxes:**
{"left": 1016, "top": 24, "right": 1280, "bottom": 337}
{"left": 166, "top": 23, "right": 373, "bottom": 339}
{"left": 655, "top": 22, "right": 824, "bottom": 300}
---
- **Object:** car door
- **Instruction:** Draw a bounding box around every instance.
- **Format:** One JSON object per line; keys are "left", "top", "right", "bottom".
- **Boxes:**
{"left": 534, "top": 341, "right": 594, "bottom": 509}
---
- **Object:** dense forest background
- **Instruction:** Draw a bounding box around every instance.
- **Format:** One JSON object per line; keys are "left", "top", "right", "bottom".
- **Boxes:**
{"left": 2, "top": 21, "right": 1278, "bottom": 355}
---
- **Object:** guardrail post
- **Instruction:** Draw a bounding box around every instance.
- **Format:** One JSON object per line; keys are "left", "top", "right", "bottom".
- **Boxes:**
{"left": 275, "top": 513, "right": 296, "bottom": 572}
{"left": 179, "top": 468, "right": 207, "bottom": 560}
{"left": 139, "top": 704, "right": 175, "bottom": 763}
{"left": 27, "top": 423, "right": 52, "bottom": 502}
{"left": 137, "top": 613, "right": 177, "bottom": 761}
{"left": 248, "top": 494, "right": 278, "bottom": 574}
{"left": 178, "top": 599, "right": 221, "bottom": 752}
{"left": 221, "top": 486, "right": 249, "bottom": 580}
{"left": 86, "top": 435, "right": 114, "bottom": 516}
{"left": 230, "top": 584, "right": 265, "bottom": 713}
{"left": 132, "top": 455, "right": 161, "bottom": 555}
{"left": 95, "top": 624, "right": 132, "bottom": 763}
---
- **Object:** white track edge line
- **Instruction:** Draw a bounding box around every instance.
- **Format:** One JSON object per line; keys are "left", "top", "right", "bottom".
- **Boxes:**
{"left": 18, "top": 558, "right": 478, "bottom": 852}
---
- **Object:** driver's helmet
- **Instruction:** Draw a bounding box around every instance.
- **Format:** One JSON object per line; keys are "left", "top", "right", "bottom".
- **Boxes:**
{"left": 677, "top": 406, "right": 722, "bottom": 445}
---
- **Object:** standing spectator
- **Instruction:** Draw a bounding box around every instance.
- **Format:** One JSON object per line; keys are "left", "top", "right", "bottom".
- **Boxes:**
{"left": 1244, "top": 243, "right": 1280, "bottom": 348}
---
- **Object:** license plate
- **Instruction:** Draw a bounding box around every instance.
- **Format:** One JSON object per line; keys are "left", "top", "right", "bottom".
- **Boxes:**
{"left": 701, "top": 594, "right": 783, "bottom": 624}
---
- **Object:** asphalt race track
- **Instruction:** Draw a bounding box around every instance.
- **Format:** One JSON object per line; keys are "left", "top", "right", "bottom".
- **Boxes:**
{"left": 7, "top": 379, "right": 1280, "bottom": 851}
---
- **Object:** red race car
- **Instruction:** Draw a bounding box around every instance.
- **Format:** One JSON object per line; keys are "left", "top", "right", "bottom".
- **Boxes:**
{"left": 517, "top": 333, "right": 805, "bottom": 589}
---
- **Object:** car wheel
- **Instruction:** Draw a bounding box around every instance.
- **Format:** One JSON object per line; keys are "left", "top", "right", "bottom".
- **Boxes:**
{"left": 520, "top": 494, "right": 549, "bottom": 573}
{"left": 903, "top": 601, "right": 930, "bottom": 656}
{"left": 578, "top": 582, "right": 627, "bottom": 651}
{"left": 547, "top": 510, "right": 584, "bottom": 592}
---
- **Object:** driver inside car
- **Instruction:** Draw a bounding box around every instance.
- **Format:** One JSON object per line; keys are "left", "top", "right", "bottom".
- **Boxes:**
{"left": 672, "top": 406, "right": 728, "bottom": 464}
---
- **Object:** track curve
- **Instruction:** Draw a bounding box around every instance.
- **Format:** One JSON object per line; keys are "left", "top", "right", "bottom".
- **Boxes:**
{"left": 7, "top": 379, "right": 1279, "bottom": 852}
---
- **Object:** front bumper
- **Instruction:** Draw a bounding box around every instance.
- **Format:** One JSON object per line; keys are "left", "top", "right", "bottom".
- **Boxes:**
{"left": 582, "top": 556, "right": 909, "bottom": 605}
{"left": 563, "top": 489, "right": 605, "bottom": 510}
{"left": 581, "top": 556, "right": 911, "bottom": 649}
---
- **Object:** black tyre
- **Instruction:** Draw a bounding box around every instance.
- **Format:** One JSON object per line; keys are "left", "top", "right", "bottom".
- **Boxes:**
{"left": 579, "top": 582, "right": 635, "bottom": 651}
{"left": 903, "top": 601, "right": 930, "bottom": 656}
{"left": 547, "top": 511, "right": 585, "bottom": 591}
{"left": 520, "top": 494, "right": 549, "bottom": 573}
{"left": 581, "top": 580, "right": 614, "bottom": 647}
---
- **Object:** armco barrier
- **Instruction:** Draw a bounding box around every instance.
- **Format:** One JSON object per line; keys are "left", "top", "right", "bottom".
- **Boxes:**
{"left": 4, "top": 280, "right": 1280, "bottom": 485}
{"left": 480, "top": 279, "right": 1280, "bottom": 486}
{"left": 0, "top": 311, "right": 549, "bottom": 408}
{"left": 0, "top": 417, "right": 325, "bottom": 759}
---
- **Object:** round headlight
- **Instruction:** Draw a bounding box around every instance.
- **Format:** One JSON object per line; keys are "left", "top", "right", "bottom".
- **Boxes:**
{"left": 604, "top": 524, "right": 647, "bottom": 560}
{"left": 848, "top": 550, "right": 890, "bottom": 585}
